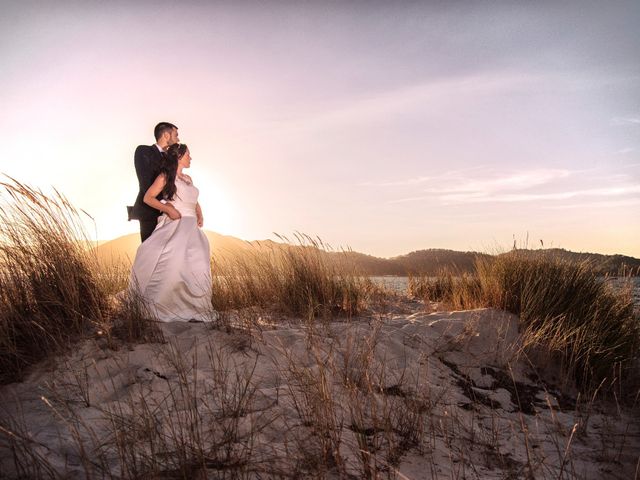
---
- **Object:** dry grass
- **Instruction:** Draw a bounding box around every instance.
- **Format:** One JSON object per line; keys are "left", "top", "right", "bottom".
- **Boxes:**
{"left": 2, "top": 315, "right": 639, "bottom": 479}
{"left": 1, "top": 178, "right": 638, "bottom": 478}
{"left": 479, "top": 253, "right": 639, "bottom": 394}
{"left": 408, "top": 270, "right": 482, "bottom": 310}
{"left": 0, "top": 177, "right": 381, "bottom": 384}
{"left": 409, "top": 252, "right": 640, "bottom": 395}
{"left": 0, "top": 178, "right": 109, "bottom": 383}
{"left": 211, "top": 233, "right": 380, "bottom": 321}
{"left": 273, "top": 319, "right": 436, "bottom": 478}
{"left": 1, "top": 334, "right": 282, "bottom": 479}
{"left": 0, "top": 178, "right": 164, "bottom": 384}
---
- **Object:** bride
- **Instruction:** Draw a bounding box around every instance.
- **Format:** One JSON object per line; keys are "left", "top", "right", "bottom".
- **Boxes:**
{"left": 128, "top": 143, "right": 213, "bottom": 321}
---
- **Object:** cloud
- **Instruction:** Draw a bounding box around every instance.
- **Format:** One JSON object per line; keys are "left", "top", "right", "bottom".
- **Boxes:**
{"left": 277, "top": 70, "right": 637, "bottom": 135}
{"left": 359, "top": 176, "right": 432, "bottom": 187}
{"left": 362, "top": 166, "right": 487, "bottom": 188}
{"left": 272, "top": 71, "right": 545, "bottom": 134}
{"left": 611, "top": 116, "right": 640, "bottom": 126}
{"left": 544, "top": 198, "right": 640, "bottom": 210}
{"left": 386, "top": 168, "right": 640, "bottom": 206}
{"left": 615, "top": 147, "right": 636, "bottom": 154}
{"left": 439, "top": 185, "right": 640, "bottom": 204}
{"left": 432, "top": 169, "right": 571, "bottom": 194}
{"left": 387, "top": 168, "right": 570, "bottom": 203}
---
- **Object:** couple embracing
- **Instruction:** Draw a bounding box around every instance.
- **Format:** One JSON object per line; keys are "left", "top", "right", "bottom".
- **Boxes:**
{"left": 127, "top": 122, "right": 213, "bottom": 322}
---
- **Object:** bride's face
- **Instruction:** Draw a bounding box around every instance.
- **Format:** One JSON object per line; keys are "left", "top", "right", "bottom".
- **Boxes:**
{"left": 179, "top": 149, "right": 191, "bottom": 169}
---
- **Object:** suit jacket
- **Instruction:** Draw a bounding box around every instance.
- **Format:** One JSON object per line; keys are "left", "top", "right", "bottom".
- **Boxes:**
{"left": 132, "top": 145, "right": 164, "bottom": 221}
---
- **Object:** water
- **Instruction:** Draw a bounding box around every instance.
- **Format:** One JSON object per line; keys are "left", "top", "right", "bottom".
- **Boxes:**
{"left": 370, "top": 276, "right": 640, "bottom": 308}
{"left": 607, "top": 277, "right": 640, "bottom": 307}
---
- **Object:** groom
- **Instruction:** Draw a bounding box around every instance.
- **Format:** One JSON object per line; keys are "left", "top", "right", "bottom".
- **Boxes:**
{"left": 129, "top": 122, "right": 180, "bottom": 242}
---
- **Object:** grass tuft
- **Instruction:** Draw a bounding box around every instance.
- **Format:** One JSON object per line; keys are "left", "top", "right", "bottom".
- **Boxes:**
{"left": 411, "top": 251, "right": 640, "bottom": 393}
{"left": 0, "top": 177, "right": 109, "bottom": 383}
{"left": 0, "top": 177, "right": 163, "bottom": 383}
{"left": 212, "top": 233, "right": 377, "bottom": 320}
{"left": 476, "top": 252, "right": 639, "bottom": 392}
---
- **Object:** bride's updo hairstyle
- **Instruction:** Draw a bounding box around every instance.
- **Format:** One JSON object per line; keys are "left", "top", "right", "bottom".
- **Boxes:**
{"left": 161, "top": 143, "right": 188, "bottom": 200}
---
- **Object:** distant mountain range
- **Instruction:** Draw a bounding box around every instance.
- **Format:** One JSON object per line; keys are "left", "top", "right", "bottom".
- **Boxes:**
{"left": 95, "top": 231, "right": 256, "bottom": 264}
{"left": 95, "top": 232, "right": 640, "bottom": 276}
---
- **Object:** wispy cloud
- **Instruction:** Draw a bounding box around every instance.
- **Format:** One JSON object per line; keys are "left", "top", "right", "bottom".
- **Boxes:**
{"left": 439, "top": 185, "right": 640, "bottom": 204}
{"left": 611, "top": 116, "right": 640, "bottom": 126}
{"left": 386, "top": 168, "right": 640, "bottom": 206}
{"left": 387, "top": 169, "right": 570, "bottom": 203}
{"left": 615, "top": 147, "right": 637, "bottom": 154}
{"left": 359, "top": 176, "right": 432, "bottom": 187}
{"left": 361, "top": 166, "right": 487, "bottom": 187}
{"left": 545, "top": 198, "right": 640, "bottom": 210}
{"left": 272, "top": 71, "right": 545, "bottom": 134}
{"left": 430, "top": 169, "right": 571, "bottom": 194}
{"left": 275, "top": 70, "right": 637, "bottom": 135}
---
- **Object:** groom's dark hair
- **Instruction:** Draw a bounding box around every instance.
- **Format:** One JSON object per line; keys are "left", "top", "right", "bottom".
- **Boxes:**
{"left": 154, "top": 122, "right": 178, "bottom": 141}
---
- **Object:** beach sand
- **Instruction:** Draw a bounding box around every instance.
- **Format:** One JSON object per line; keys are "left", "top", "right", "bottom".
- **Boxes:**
{"left": 1, "top": 307, "right": 638, "bottom": 479}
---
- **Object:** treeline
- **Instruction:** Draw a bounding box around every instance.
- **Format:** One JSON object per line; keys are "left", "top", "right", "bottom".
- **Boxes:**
{"left": 329, "top": 248, "right": 640, "bottom": 276}
{"left": 96, "top": 233, "right": 640, "bottom": 277}
{"left": 333, "top": 249, "right": 489, "bottom": 276}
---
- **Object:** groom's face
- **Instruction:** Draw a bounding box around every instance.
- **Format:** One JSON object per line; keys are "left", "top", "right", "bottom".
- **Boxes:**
{"left": 167, "top": 128, "right": 180, "bottom": 146}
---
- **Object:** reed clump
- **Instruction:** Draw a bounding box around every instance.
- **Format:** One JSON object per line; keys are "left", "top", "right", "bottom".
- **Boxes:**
{"left": 414, "top": 252, "right": 639, "bottom": 392}
{"left": 475, "top": 252, "right": 639, "bottom": 392}
{"left": 0, "top": 178, "right": 111, "bottom": 383}
{"left": 0, "top": 178, "right": 163, "bottom": 383}
{"left": 211, "top": 233, "right": 377, "bottom": 319}
{"left": 408, "top": 270, "right": 482, "bottom": 309}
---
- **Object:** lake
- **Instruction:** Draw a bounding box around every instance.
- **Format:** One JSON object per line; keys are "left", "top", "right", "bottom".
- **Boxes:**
{"left": 370, "top": 276, "right": 640, "bottom": 309}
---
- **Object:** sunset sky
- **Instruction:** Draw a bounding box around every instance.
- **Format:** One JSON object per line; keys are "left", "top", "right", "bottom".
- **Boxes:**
{"left": 1, "top": 1, "right": 639, "bottom": 258}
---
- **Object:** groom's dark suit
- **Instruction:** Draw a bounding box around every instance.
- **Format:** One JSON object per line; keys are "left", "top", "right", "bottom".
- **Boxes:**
{"left": 132, "top": 144, "right": 165, "bottom": 242}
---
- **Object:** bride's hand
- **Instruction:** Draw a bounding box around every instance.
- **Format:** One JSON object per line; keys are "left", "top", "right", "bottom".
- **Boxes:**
{"left": 166, "top": 205, "right": 182, "bottom": 220}
{"left": 196, "top": 202, "right": 204, "bottom": 228}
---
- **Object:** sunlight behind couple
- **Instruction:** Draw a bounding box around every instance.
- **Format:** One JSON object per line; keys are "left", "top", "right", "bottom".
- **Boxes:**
{"left": 87, "top": 176, "right": 237, "bottom": 243}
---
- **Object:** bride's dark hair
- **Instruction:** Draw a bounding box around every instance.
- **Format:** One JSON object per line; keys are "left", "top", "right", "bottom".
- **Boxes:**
{"left": 161, "top": 143, "right": 188, "bottom": 200}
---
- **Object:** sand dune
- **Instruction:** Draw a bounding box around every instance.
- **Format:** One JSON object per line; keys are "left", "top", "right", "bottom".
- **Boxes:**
{"left": 1, "top": 307, "right": 638, "bottom": 479}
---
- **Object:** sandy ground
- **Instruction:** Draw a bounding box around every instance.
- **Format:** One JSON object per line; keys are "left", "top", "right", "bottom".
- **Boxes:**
{"left": 1, "top": 307, "right": 639, "bottom": 479}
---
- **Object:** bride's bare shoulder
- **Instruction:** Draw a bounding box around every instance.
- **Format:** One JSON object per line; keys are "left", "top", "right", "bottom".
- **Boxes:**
{"left": 178, "top": 173, "right": 193, "bottom": 184}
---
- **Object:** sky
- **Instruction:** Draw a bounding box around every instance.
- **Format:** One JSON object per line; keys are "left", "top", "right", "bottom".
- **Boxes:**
{"left": 1, "top": 0, "right": 639, "bottom": 258}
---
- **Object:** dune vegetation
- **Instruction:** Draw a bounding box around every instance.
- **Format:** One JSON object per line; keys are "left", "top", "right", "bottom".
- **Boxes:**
{"left": 1, "top": 178, "right": 639, "bottom": 479}
{"left": 408, "top": 255, "right": 640, "bottom": 394}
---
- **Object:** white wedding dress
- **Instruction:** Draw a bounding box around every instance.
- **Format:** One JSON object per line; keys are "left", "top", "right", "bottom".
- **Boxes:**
{"left": 129, "top": 176, "right": 212, "bottom": 322}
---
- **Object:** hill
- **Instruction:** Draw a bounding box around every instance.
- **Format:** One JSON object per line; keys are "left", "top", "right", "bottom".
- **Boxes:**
{"left": 95, "top": 232, "right": 640, "bottom": 276}
{"left": 390, "top": 248, "right": 491, "bottom": 275}
{"left": 95, "top": 231, "right": 261, "bottom": 264}
{"left": 501, "top": 248, "right": 640, "bottom": 276}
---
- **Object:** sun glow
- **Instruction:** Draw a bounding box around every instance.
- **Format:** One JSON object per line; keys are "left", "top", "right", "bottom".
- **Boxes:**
{"left": 1, "top": 2, "right": 638, "bottom": 258}
{"left": 197, "top": 177, "right": 236, "bottom": 235}
{"left": 76, "top": 174, "right": 238, "bottom": 243}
